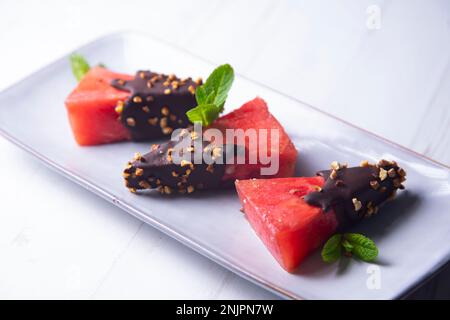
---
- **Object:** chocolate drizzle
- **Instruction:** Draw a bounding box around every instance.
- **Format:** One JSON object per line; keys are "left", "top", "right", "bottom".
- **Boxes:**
{"left": 123, "top": 128, "right": 236, "bottom": 194}
{"left": 111, "top": 71, "right": 200, "bottom": 141}
{"left": 304, "top": 160, "right": 406, "bottom": 229}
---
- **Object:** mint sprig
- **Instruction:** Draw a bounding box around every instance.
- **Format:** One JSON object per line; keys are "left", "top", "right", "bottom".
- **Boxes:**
{"left": 322, "top": 233, "right": 378, "bottom": 263}
{"left": 321, "top": 234, "right": 343, "bottom": 263}
{"left": 70, "top": 53, "right": 91, "bottom": 82}
{"left": 69, "top": 54, "right": 106, "bottom": 81}
{"left": 186, "top": 64, "right": 234, "bottom": 126}
{"left": 186, "top": 104, "right": 221, "bottom": 125}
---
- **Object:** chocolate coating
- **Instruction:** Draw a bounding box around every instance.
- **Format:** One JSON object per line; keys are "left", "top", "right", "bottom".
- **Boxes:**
{"left": 111, "top": 71, "right": 199, "bottom": 141}
{"left": 304, "top": 161, "right": 406, "bottom": 229}
{"left": 123, "top": 129, "right": 236, "bottom": 194}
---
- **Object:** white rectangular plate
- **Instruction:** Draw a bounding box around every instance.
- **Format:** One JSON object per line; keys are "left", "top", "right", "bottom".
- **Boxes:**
{"left": 1, "top": 31, "right": 449, "bottom": 299}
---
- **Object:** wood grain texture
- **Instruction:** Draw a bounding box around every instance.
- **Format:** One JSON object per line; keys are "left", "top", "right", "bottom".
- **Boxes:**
{"left": 0, "top": 0, "right": 448, "bottom": 299}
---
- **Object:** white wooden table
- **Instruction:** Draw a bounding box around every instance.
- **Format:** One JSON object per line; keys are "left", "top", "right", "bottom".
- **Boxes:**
{"left": 0, "top": 0, "right": 449, "bottom": 299}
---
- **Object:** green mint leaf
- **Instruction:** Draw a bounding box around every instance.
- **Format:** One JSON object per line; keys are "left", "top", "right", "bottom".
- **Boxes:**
{"left": 195, "top": 86, "right": 208, "bottom": 106}
{"left": 70, "top": 53, "right": 90, "bottom": 81}
{"left": 187, "top": 64, "right": 235, "bottom": 126}
{"left": 322, "top": 233, "right": 378, "bottom": 264}
{"left": 344, "top": 233, "right": 378, "bottom": 262}
{"left": 321, "top": 234, "right": 342, "bottom": 263}
{"left": 341, "top": 239, "right": 354, "bottom": 253}
{"left": 199, "top": 64, "right": 234, "bottom": 110}
{"left": 186, "top": 104, "right": 221, "bottom": 126}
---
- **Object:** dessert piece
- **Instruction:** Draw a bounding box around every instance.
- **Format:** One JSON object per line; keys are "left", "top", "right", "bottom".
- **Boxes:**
{"left": 235, "top": 160, "right": 406, "bottom": 272}
{"left": 65, "top": 67, "right": 200, "bottom": 145}
{"left": 65, "top": 67, "right": 132, "bottom": 145}
{"left": 123, "top": 97, "right": 298, "bottom": 194}
{"left": 124, "top": 128, "right": 230, "bottom": 194}
{"left": 211, "top": 97, "right": 297, "bottom": 181}
{"left": 111, "top": 71, "right": 200, "bottom": 141}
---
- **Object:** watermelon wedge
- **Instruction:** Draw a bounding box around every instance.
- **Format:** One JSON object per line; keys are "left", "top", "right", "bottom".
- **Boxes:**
{"left": 212, "top": 97, "right": 297, "bottom": 181}
{"left": 65, "top": 67, "right": 200, "bottom": 146}
{"left": 235, "top": 160, "right": 406, "bottom": 272}
{"left": 65, "top": 67, "right": 133, "bottom": 145}
{"left": 236, "top": 177, "right": 338, "bottom": 272}
{"left": 123, "top": 97, "right": 298, "bottom": 194}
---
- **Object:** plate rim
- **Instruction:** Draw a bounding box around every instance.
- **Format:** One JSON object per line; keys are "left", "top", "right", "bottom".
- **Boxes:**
{"left": 0, "top": 30, "right": 449, "bottom": 300}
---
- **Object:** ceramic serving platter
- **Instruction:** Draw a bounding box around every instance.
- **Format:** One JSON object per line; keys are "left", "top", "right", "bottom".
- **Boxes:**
{"left": 1, "top": 31, "right": 449, "bottom": 299}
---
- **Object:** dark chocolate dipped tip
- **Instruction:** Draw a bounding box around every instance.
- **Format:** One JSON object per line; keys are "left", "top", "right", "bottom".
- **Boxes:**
{"left": 111, "top": 71, "right": 201, "bottom": 141}
{"left": 123, "top": 128, "right": 235, "bottom": 195}
{"left": 304, "top": 160, "right": 407, "bottom": 229}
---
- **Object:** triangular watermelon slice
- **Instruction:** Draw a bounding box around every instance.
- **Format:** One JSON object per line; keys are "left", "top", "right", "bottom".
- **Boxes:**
{"left": 235, "top": 177, "right": 338, "bottom": 272}
{"left": 212, "top": 97, "right": 297, "bottom": 181}
{"left": 65, "top": 67, "right": 133, "bottom": 145}
{"left": 123, "top": 97, "right": 298, "bottom": 194}
{"left": 235, "top": 160, "right": 406, "bottom": 272}
{"left": 65, "top": 67, "right": 200, "bottom": 145}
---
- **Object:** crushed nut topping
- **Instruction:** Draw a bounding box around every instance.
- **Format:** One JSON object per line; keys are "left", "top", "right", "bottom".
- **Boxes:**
{"left": 115, "top": 100, "right": 125, "bottom": 114}
{"left": 330, "top": 169, "right": 338, "bottom": 180}
{"left": 370, "top": 180, "right": 379, "bottom": 190}
{"left": 191, "top": 131, "right": 199, "bottom": 140}
{"left": 212, "top": 147, "right": 222, "bottom": 159}
{"left": 206, "top": 164, "right": 214, "bottom": 173}
{"left": 330, "top": 161, "right": 340, "bottom": 170}
{"left": 132, "top": 96, "right": 142, "bottom": 103}
{"left": 397, "top": 168, "right": 407, "bottom": 177}
{"left": 377, "top": 159, "right": 392, "bottom": 167}
{"left": 335, "top": 180, "right": 344, "bottom": 187}
{"left": 161, "top": 106, "right": 170, "bottom": 116}
{"left": 181, "top": 160, "right": 192, "bottom": 167}
{"left": 126, "top": 117, "right": 136, "bottom": 127}
{"left": 139, "top": 180, "right": 150, "bottom": 189}
{"left": 388, "top": 168, "right": 397, "bottom": 178}
{"left": 360, "top": 160, "right": 369, "bottom": 167}
{"left": 164, "top": 186, "right": 172, "bottom": 194}
{"left": 352, "top": 198, "right": 362, "bottom": 211}
{"left": 160, "top": 117, "right": 168, "bottom": 128}
{"left": 379, "top": 167, "right": 388, "bottom": 181}
{"left": 148, "top": 117, "right": 158, "bottom": 126}
{"left": 393, "top": 178, "right": 402, "bottom": 188}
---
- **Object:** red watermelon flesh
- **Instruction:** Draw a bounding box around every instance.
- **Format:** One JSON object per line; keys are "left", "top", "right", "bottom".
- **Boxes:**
{"left": 211, "top": 97, "right": 297, "bottom": 181}
{"left": 65, "top": 67, "right": 133, "bottom": 146}
{"left": 123, "top": 97, "right": 298, "bottom": 194}
{"left": 235, "top": 177, "right": 338, "bottom": 272}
